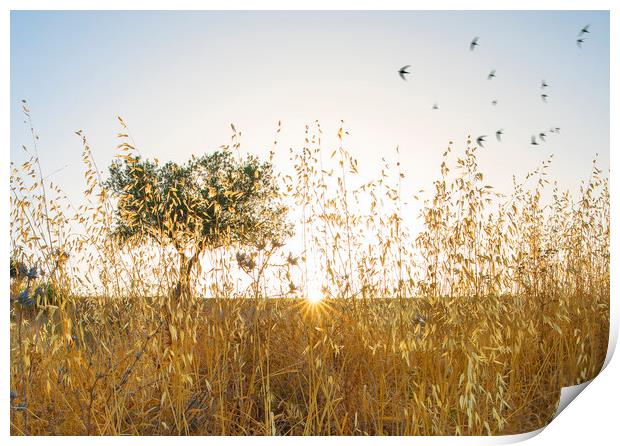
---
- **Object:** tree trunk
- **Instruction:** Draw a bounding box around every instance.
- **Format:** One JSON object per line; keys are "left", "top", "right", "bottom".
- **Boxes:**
{"left": 176, "top": 252, "right": 198, "bottom": 298}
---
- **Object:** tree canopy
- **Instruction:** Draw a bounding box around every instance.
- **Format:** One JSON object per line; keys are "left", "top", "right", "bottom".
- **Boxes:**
{"left": 104, "top": 149, "right": 292, "bottom": 295}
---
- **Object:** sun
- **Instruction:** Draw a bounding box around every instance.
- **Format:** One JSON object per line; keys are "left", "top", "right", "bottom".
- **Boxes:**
{"left": 305, "top": 280, "right": 325, "bottom": 304}
{"left": 307, "top": 293, "right": 324, "bottom": 304}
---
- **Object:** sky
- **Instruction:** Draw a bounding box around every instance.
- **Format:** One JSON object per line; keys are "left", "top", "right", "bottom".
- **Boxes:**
{"left": 10, "top": 10, "right": 610, "bottom": 241}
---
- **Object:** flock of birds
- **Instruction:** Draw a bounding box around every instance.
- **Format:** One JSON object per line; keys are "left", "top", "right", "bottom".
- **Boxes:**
{"left": 397, "top": 24, "right": 592, "bottom": 148}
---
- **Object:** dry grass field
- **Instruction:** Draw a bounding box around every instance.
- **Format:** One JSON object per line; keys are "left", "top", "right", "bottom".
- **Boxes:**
{"left": 9, "top": 117, "right": 609, "bottom": 435}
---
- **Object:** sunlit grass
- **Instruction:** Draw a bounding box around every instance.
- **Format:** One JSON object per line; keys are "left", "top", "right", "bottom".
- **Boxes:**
{"left": 9, "top": 110, "right": 609, "bottom": 435}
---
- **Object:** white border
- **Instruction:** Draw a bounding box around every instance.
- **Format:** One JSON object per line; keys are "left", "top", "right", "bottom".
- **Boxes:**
{"left": 2, "top": 1, "right": 617, "bottom": 445}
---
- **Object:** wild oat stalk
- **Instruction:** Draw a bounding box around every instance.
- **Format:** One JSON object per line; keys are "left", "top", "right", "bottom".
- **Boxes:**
{"left": 10, "top": 112, "right": 609, "bottom": 435}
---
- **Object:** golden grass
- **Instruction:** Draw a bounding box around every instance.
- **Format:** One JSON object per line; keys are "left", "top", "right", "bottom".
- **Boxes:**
{"left": 10, "top": 112, "right": 609, "bottom": 435}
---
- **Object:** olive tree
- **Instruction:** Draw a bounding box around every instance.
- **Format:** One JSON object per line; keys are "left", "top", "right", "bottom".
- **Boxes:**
{"left": 104, "top": 150, "right": 291, "bottom": 297}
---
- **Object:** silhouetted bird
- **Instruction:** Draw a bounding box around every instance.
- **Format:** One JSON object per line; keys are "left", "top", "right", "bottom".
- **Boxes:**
{"left": 476, "top": 135, "right": 487, "bottom": 147}
{"left": 531, "top": 135, "right": 539, "bottom": 146}
{"left": 579, "top": 24, "right": 590, "bottom": 36}
{"left": 491, "top": 99, "right": 498, "bottom": 106}
{"left": 398, "top": 65, "right": 411, "bottom": 81}
{"left": 555, "top": 127, "right": 561, "bottom": 133}
{"left": 496, "top": 129, "right": 504, "bottom": 141}
{"left": 577, "top": 38, "right": 585, "bottom": 48}
{"left": 541, "top": 94, "right": 548, "bottom": 102}
{"left": 487, "top": 70, "right": 496, "bottom": 80}
{"left": 432, "top": 103, "right": 439, "bottom": 110}
{"left": 541, "top": 80, "right": 549, "bottom": 88}
{"left": 539, "top": 132, "right": 546, "bottom": 142}
{"left": 470, "top": 37, "right": 479, "bottom": 51}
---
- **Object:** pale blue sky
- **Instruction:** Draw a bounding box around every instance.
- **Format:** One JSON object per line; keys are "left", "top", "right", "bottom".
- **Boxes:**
{"left": 11, "top": 11, "right": 609, "bottom": 222}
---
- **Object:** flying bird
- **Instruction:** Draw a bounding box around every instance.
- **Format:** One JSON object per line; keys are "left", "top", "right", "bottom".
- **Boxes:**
{"left": 531, "top": 135, "right": 539, "bottom": 146}
{"left": 398, "top": 65, "right": 411, "bottom": 81}
{"left": 541, "top": 80, "right": 549, "bottom": 88}
{"left": 577, "top": 38, "right": 585, "bottom": 48}
{"left": 539, "top": 132, "right": 546, "bottom": 142}
{"left": 579, "top": 24, "right": 590, "bottom": 36}
{"left": 496, "top": 129, "right": 504, "bottom": 141}
{"left": 476, "top": 135, "right": 487, "bottom": 147}
{"left": 541, "top": 93, "right": 548, "bottom": 102}
{"left": 491, "top": 99, "right": 498, "bottom": 106}
{"left": 432, "top": 103, "right": 439, "bottom": 110}
{"left": 487, "top": 70, "right": 496, "bottom": 80}
{"left": 470, "top": 36, "right": 479, "bottom": 51}
{"left": 555, "top": 127, "right": 561, "bottom": 133}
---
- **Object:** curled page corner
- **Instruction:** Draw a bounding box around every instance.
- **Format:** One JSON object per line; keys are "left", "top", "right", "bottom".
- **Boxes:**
{"left": 550, "top": 295, "right": 617, "bottom": 423}
{"left": 603, "top": 309, "right": 618, "bottom": 370}
{"left": 554, "top": 380, "right": 592, "bottom": 418}
{"left": 493, "top": 427, "right": 545, "bottom": 444}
